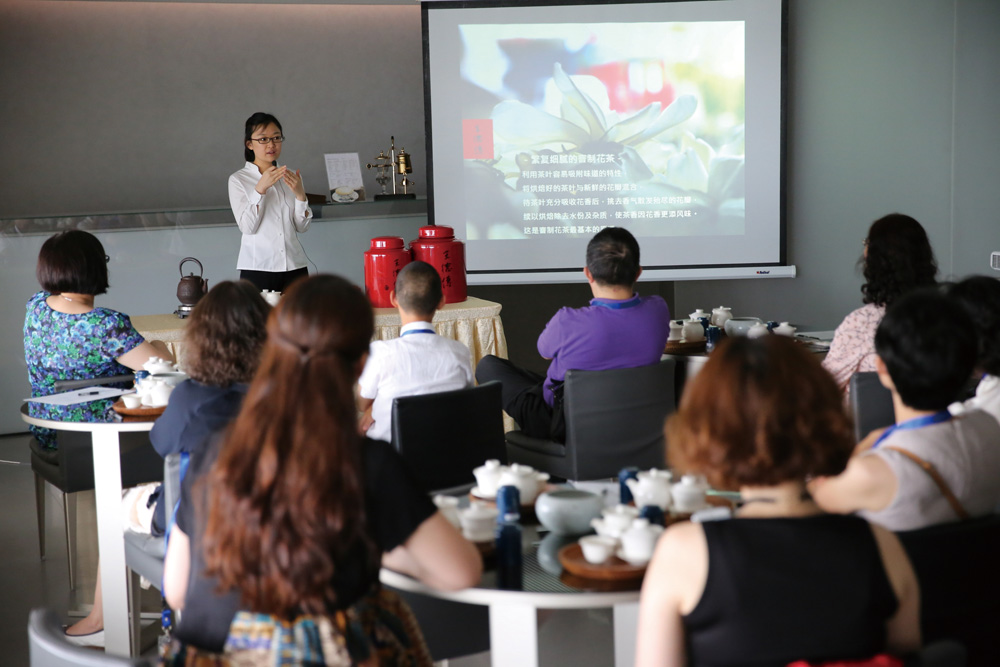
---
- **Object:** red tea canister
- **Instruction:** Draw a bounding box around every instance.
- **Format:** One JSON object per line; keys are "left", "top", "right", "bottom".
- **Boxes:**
{"left": 364, "top": 236, "right": 412, "bottom": 308}
{"left": 409, "top": 225, "right": 467, "bottom": 304}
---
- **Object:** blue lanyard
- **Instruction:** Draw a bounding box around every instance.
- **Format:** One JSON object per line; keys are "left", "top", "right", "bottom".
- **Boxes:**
{"left": 401, "top": 328, "right": 435, "bottom": 337}
{"left": 872, "top": 410, "right": 953, "bottom": 449}
{"left": 591, "top": 295, "right": 641, "bottom": 310}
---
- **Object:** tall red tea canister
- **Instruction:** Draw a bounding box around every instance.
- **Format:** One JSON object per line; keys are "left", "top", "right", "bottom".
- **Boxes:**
{"left": 364, "top": 236, "right": 412, "bottom": 308}
{"left": 409, "top": 225, "right": 467, "bottom": 304}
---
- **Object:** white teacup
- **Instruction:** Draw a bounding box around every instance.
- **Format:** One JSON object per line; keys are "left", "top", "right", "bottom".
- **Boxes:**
{"left": 579, "top": 535, "right": 618, "bottom": 565}
{"left": 432, "top": 495, "right": 461, "bottom": 529}
{"left": 458, "top": 502, "right": 498, "bottom": 542}
{"left": 121, "top": 393, "right": 142, "bottom": 409}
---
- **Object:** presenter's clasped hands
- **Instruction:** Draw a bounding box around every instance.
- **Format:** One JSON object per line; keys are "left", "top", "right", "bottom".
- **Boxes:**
{"left": 255, "top": 165, "right": 307, "bottom": 202}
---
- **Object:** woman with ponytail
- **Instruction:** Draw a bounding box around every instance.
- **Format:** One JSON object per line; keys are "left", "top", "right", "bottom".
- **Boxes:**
{"left": 162, "top": 274, "right": 481, "bottom": 662}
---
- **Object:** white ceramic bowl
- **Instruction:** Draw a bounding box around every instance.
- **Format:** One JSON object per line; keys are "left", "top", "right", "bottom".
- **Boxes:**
{"left": 534, "top": 489, "right": 604, "bottom": 535}
{"left": 121, "top": 394, "right": 142, "bottom": 409}
{"left": 724, "top": 317, "right": 764, "bottom": 337}
{"left": 579, "top": 535, "right": 618, "bottom": 564}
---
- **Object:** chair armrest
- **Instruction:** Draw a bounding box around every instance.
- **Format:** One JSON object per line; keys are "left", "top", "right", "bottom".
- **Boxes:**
{"left": 505, "top": 430, "right": 566, "bottom": 457}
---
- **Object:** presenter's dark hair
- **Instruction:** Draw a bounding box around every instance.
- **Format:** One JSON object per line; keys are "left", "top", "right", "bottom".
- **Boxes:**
{"left": 875, "top": 288, "right": 976, "bottom": 411}
{"left": 586, "top": 227, "right": 641, "bottom": 287}
{"left": 36, "top": 230, "right": 110, "bottom": 296}
{"left": 244, "top": 112, "right": 283, "bottom": 162}
{"left": 948, "top": 275, "right": 1000, "bottom": 377}
{"left": 861, "top": 213, "right": 937, "bottom": 307}
{"left": 394, "top": 261, "right": 443, "bottom": 318}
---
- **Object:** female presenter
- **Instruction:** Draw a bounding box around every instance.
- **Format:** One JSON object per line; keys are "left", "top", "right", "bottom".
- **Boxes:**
{"left": 229, "top": 112, "right": 312, "bottom": 292}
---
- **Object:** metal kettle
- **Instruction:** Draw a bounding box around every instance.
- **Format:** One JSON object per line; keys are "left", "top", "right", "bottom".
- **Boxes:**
{"left": 177, "top": 257, "right": 209, "bottom": 306}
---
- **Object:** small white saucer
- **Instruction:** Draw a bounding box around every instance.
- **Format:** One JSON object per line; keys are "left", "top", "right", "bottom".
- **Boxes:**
{"left": 470, "top": 486, "right": 497, "bottom": 500}
{"left": 332, "top": 190, "right": 359, "bottom": 203}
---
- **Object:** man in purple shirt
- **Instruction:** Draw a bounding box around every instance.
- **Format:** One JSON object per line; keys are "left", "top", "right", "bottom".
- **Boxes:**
{"left": 477, "top": 227, "right": 671, "bottom": 441}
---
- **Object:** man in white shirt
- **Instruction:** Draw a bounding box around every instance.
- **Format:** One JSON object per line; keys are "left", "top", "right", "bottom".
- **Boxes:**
{"left": 357, "top": 261, "right": 474, "bottom": 443}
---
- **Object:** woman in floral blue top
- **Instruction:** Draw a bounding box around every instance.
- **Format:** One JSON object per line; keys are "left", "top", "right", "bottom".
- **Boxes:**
{"left": 24, "top": 230, "right": 172, "bottom": 450}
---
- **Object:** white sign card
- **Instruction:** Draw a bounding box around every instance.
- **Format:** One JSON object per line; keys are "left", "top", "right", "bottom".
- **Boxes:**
{"left": 324, "top": 153, "right": 366, "bottom": 202}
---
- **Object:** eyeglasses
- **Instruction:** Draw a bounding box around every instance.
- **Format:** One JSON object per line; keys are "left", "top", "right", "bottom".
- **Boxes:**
{"left": 251, "top": 136, "right": 284, "bottom": 145}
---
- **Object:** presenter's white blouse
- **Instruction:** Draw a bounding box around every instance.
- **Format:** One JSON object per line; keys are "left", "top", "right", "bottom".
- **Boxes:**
{"left": 229, "top": 162, "right": 312, "bottom": 272}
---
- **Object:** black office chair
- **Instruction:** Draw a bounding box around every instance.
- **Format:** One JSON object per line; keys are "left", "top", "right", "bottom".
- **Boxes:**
{"left": 28, "top": 608, "right": 153, "bottom": 667}
{"left": 505, "top": 359, "right": 676, "bottom": 481}
{"left": 390, "top": 381, "right": 506, "bottom": 492}
{"left": 30, "top": 375, "right": 162, "bottom": 590}
{"left": 387, "top": 384, "right": 502, "bottom": 660}
{"left": 849, "top": 371, "right": 896, "bottom": 442}
{"left": 896, "top": 514, "right": 1000, "bottom": 665}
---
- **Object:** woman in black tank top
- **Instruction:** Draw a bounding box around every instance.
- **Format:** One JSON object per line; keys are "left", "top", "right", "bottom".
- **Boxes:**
{"left": 635, "top": 336, "right": 920, "bottom": 666}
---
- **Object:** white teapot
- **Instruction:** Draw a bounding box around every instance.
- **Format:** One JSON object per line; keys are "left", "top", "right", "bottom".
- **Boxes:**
{"left": 591, "top": 507, "right": 637, "bottom": 539}
{"left": 144, "top": 378, "right": 173, "bottom": 408}
{"left": 143, "top": 356, "right": 176, "bottom": 375}
{"left": 747, "top": 321, "right": 770, "bottom": 339}
{"left": 497, "top": 463, "right": 547, "bottom": 505}
{"left": 261, "top": 290, "right": 281, "bottom": 307}
{"left": 688, "top": 308, "right": 710, "bottom": 322}
{"left": 619, "top": 518, "right": 664, "bottom": 565}
{"left": 472, "top": 459, "right": 504, "bottom": 498}
{"left": 774, "top": 321, "right": 797, "bottom": 337}
{"left": 672, "top": 474, "right": 710, "bottom": 514}
{"left": 711, "top": 306, "right": 733, "bottom": 328}
{"left": 682, "top": 319, "right": 705, "bottom": 342}
{"left": 625, "top": 468, "right": 673, "bottom": 510}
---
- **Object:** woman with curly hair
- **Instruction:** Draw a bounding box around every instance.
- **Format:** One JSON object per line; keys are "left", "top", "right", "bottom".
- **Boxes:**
{"left": 68, "top": 281, "right": 270, "bottom": 647}
{"left": 635, "top": 336, "right": 920, "bottom": 666}
{"left": 822, "top": 213, "right": 938, "bottom": 394}
{"left": 162, "top": 274, "right": 481, "bottom": 662}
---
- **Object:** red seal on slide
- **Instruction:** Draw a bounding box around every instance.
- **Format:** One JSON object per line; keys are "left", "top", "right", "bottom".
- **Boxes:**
{"left": 462, "top": 119, "right": 494, "bottom": 160}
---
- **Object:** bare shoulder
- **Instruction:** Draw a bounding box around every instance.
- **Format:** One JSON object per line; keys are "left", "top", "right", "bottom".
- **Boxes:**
{"left": 644, "top": 521, "right": 709, "bottom": 614}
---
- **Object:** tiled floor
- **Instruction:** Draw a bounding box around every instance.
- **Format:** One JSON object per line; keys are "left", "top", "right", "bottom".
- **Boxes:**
{"left": 0, "top": 433, "right": 615, "bottom": 666}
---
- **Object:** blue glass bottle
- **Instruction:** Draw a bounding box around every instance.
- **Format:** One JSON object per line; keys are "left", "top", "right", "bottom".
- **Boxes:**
{"left": 495, "top": 485, "right": 523, "bottom": 590}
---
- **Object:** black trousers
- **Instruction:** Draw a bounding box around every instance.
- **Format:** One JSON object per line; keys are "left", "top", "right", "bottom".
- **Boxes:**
{"left": 476, "top": 355, "right": 564, "bottom": 441}
{"left": 239, "top": 267, "right": 308, "bottom": 293}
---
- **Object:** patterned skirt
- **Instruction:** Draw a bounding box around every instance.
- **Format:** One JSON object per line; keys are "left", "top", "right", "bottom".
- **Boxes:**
{"left": 162, "top": 587, "right": 432, "bottom": 666}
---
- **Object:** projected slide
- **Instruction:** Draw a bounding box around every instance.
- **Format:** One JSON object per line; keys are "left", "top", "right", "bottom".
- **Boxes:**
{"left": 460, "top": 21, "right": 745, "bottom": 242}
{"left": 425, "top": 0, "right": 784, "bottom": 280}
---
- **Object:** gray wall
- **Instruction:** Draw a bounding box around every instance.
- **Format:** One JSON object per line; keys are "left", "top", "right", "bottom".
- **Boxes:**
{"left": 674, "top": 0, "right": 1000, "bottom": 329}
{"left": 2, "top": 0, "right": 1000, "bottom": 433}
{"left": 0, "top": 1, "right": 425, "bottom": 216}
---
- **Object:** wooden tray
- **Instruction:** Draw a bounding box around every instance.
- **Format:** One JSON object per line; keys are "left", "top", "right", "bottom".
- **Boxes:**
{"left": 111, "top": 398, "right": 165, "bottom": 421}
{"left": 663, "top": 339, "right": 707, "bottom": 354}
{"left": 557, "top": 543, "right": 647, "bottom": 581}
{"left": 559, "top": 570, "right": 643, "bottom": 593}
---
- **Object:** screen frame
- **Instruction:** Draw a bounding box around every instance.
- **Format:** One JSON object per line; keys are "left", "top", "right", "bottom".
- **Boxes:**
{"left": 422, "top": 0, "right": 789, "bottom": 283}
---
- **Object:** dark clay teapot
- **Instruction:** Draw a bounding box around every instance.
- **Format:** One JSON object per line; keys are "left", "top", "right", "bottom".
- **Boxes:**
{"left": 177, "top": 257, "right": 208, "bottom": 306}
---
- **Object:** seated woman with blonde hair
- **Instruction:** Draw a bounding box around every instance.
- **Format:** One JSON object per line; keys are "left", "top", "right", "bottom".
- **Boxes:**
{"left": 163, "top": 274, "right": 482, "bottom": 663}
{"left": 636, "top": 336, "right": 920, "bottom": 666}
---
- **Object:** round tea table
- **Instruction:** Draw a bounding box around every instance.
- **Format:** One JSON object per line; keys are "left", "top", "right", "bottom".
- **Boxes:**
{"left": 20, "top": 404, "right": 155, "bottom": 657}
{"left": 380, "top": 524, "right": 641, "bottom": 666}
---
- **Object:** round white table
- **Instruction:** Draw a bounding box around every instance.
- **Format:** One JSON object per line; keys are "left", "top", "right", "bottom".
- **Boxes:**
{"left": 20, "top": 404, "right": 155, "bottom": 657}
{"left": 380, "top": 524, "right": 641, "bottom": 666}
